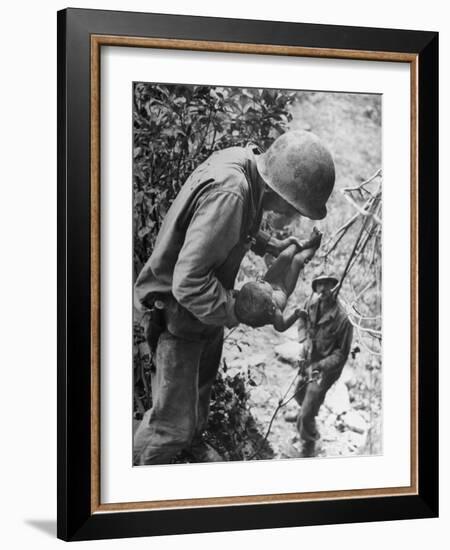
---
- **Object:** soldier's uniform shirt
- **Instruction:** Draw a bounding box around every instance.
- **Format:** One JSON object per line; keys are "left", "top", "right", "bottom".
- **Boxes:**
{"left": 134, "top": 145, "right": 269, "bottom": 329}
{"left": 304, "top": 295, "right": 353, "bottom": 379}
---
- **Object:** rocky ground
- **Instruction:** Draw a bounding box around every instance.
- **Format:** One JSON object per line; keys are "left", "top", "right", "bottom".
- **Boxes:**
{"left": 223, "top": 321, "right": 382, "bottom": 460}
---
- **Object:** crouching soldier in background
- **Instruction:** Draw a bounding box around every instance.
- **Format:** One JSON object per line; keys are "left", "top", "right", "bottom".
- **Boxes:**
{"left": 295, "top": 274, "right": 353, "bottom": 457}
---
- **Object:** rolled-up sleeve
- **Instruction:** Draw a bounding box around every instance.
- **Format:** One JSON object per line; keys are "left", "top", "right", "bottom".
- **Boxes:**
{"left": 172, "top": 190, "right": 244, "bottom": 327}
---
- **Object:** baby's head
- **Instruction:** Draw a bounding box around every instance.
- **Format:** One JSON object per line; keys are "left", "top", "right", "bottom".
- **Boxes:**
{"left": 235, "top": 281, "right": 276, "bottom": 327}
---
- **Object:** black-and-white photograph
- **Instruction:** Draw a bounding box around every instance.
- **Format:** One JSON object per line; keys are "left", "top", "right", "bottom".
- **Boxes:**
{"left": 132, "top": 82, "right": 382, "bottom": 466}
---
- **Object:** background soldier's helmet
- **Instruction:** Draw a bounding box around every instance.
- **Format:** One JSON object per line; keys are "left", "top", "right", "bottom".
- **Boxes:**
{"left": 256, "top": 130, "right": 335, "bottom": 220}
{"left": 312, "top": 273, "right": 339, "bottom": 292}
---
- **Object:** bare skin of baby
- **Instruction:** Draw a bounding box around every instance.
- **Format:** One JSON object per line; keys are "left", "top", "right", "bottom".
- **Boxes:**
{"left": 264, "top": 227, "right": 322, "bottom": 331}
{"left": 234, "top": 228, "right": 322, "bottom": 331}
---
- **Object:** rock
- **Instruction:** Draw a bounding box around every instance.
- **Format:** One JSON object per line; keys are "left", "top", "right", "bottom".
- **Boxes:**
{"left": 283, "top": 409, "right": 299, "bottom": 423}
{"left": 357, "top": 409, "right": 371, "bottom": 423}
{"left": 283, "top": 325, "right": 299, "bottom": 342}
{"left": 342, "top": 410, "right": 368, "bottom": 434}
{"left": 340, "top": 366, "right": 357, "bottom": 388}
{"left": 274, "top": 341, "right": 302, "bottom": 364}
{"left": 345, "top": 429, "right": 367, "bottom": 450}
{"left": 250, "top": 387, "right": 272, "bottom": 405}
{"left": 246, "top": 353, "right": 267, "bottom": 367}
{"left": 324, "top": 380, "right": 351, "bottom": 415}
{"left": 321, "top": 429, "right": 339, "bottom": 442}
{"left": 226, "top": 359, "right": 244, "bottom": 370}
{"left": 323, "top": 413, "right": 337, "bottom": 428}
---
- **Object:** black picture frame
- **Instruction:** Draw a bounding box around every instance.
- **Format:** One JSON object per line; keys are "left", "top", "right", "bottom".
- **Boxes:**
{"left": 57, "top": 7, "right": 438, "bottom": 541}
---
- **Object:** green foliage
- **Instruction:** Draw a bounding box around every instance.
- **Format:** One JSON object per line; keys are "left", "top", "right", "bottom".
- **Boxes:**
{"left": 133, "top": 83, "right": 296, "bottom": 276}
{"left": 205, "top": 361, "right": 274, "bottom": 461}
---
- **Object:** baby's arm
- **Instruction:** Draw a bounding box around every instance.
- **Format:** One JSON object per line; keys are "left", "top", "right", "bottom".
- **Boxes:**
{"left": 273, "top": 307, "right": 302, "bottom": 332}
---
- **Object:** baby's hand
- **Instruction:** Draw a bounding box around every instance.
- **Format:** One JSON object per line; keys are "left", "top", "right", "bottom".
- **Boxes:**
{"left": 295, "top": 308, "right": 307, "bottom": 320}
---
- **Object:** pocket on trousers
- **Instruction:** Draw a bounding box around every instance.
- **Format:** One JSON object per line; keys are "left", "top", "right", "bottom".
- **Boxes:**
{"left": 165, "top": 297, "right": 213, "bottom": 341}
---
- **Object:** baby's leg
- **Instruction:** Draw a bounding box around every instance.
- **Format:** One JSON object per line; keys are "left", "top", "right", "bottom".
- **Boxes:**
{"left": 264, "top": 244, "right": 298, "bottom": 286}
{"left": 282, "top": 253, "right": 304, "bottom": 297}
{"left": 283, "top": 248, "right": 317, "bottom": 297}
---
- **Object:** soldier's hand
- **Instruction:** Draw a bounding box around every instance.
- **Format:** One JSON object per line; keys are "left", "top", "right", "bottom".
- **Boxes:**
{"left": 267, "top": 236, "right": 304, "bottom": 257}
{"left": 308, "top": 362, "right": 322, "bottom": 381}
{"left": 295, "top": 308, "right": 307, "bottom": 320}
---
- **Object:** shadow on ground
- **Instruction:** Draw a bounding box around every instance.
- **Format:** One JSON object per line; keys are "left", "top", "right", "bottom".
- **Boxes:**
{"left": 25, "top": 519, "right": 56, "bottom": 538}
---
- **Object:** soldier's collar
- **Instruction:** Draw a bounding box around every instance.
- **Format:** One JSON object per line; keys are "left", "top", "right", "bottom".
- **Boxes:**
{"left": 246, "top": 145, "right": 266, "bottom": 221}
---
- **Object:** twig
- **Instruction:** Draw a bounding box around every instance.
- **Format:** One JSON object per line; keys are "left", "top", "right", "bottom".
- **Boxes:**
{"left": 223, "top": 326, "right": 238, "bottom": 342}
{"left": 369, "top": 230, "right": 379, "bottom": 266}
{"left": 322, "top": 213, "right": 359, "bottom": 250}
{"left": 353, "top": 280, "right": 375, "bottom": 304}
{"left": 341, "top": 169, "right": 382, "bottom": 193}
{"left": 355, "top": 327, "right": 382, "bottom": 356}
{"left": 341, "top": 193, "right": 382, "bottom": 225}
{"left": 350, "top": 308, "right": 381, "bottom": 322}
{"left": 341, "top": 301, "right": 381, "bottom": 322}
{"left": 335, "top": 214, "right": 371, "bottom": 297}
{"left": 322, "top": 215, "right": 359, "bottom": 258}
{"left": 339, "top": 297, "right": 381, "bottom": 338}
{"left": 341, "top": 291, "right": 381, "bottom": 320}
{"left": 247, "top": 368, "right": 307, "bottom": 460}
{"left": 349, "top": 319, "right": 382, "bottom": 338}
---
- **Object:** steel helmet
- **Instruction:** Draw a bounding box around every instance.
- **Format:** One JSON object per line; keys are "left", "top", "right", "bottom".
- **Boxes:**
{"left": 312, "top": 273, "right": 339, "bottom": 293}
{"left": 256, "top": 130, "right": 335, "bottom": 220}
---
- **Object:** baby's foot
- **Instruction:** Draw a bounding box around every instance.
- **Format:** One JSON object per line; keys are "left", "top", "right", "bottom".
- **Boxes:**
{"left": 299, "top": 227, "right": 323, "bottom": 251}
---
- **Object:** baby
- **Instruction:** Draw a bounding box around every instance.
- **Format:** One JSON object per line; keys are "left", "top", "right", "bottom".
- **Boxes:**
{"left": 235, "top": 227, "right": 322, "bottom": 331}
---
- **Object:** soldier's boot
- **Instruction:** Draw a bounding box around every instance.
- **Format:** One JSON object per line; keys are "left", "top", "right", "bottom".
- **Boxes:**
{"left": 300, "top": 440, "right": 317, "bottom": 458}
{"left": 189, "top": 436, "right": 223, "bottom": 463}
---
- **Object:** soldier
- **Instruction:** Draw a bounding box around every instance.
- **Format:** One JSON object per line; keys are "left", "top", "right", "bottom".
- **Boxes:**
{"left": 295, "top": 274, "right": 354, "bottom": 457}
{"left": 133, "top": 130, "right": 335, "bottom": 465}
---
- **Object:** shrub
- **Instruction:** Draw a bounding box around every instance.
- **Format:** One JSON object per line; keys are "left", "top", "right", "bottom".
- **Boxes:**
{"left": 133, "top": 83, "right": 296, "bottom": 275}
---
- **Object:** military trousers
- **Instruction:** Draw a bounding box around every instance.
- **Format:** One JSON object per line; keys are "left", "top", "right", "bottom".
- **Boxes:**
{"left": 294, "top": 370, "right": 340, "bottom": 442}
{"left": 133, "top": 297, "right": 224, "bottom": 465}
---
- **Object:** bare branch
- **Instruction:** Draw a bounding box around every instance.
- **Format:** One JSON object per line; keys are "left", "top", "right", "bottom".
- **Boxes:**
{"left": 341, "top": 168, "right": 382, "bottom": 193}
{"left": 340, "top": 192, "right": 382, "bottom": 224}
{"left": 355, "top": 327, "right": 382, "bottom": 355}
